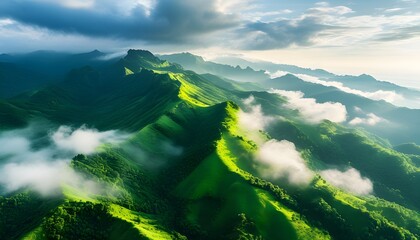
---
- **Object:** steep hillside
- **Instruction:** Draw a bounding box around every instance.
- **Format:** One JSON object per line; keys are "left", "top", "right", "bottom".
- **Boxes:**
{"left": 0, "top": 62, "right": 51, "bottom": 98}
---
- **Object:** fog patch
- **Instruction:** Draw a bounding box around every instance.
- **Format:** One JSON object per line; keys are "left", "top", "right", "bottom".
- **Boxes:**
{"left": 237, "top": 95, "right": 314, "bottom": 186}
{"left": 270, "top": 89, "right": 347, "bottom": 123}
{"left": 349, "top": 106, "right": 387, "bottom": 126}
{"left": 0, "top": 125, "right": 127, "bottom": 196}
{"left": 320, "top": 168, "right": 373, "bottom": 195}
{"left": 349, "top": 113, "right": 386, "bottom": 126}
{"left": 0, "top": 134, "right": 30, "bottom": 157}
{"left": 255, "top": 140, "right": 314, "bottom": 186}
{"left": 52, "top": 125, "right": 127, "bottom": 154}
{"left": 295, "top": 74, "right": 404, "bottom": 105}
{"left": 238, "top": 95, "right": 275, "bottom": 131}
{"left": 95, "top": 51, "right": 126, "bottom": 61}
{"left": 162, "top": 141, "right": 183, "bottom": 157}
{"left": 0, "top": 161, "right": 102, "bottom": 196}
{"left": 122, "top": 140, "right": 183, "bottom": 169}
{"left": 266, "top": 70, "right": 290, "bottom": 79}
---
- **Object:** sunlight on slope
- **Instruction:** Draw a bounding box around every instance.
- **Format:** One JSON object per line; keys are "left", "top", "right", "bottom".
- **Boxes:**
{"left": 108, "top": 204, "right": 173, "bottom": 240}
{"left": 168, "top": 72, "right": 232, "bottom": 107}
{"left": 21, "top": 227, "right": 44, "bottom": 240}
{"left": 124, "top": 67, "right": 134, "bottom": 75}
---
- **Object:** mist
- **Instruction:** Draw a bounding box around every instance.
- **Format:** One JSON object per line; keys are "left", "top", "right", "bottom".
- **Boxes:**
{"left": 270, "top": 89, "right": 347, "bottom": 123}
{"left": 52, "top": 125, "right": 127, "bottom": 154}
{"left": 320, "top": 168, "right": 373, "bottom": 195}
{"left": 349, "top": 113, "right": 385, "bottom": 126}
{"left": 238, "top": 95, "right": 275, "bottom": 131}
{"left": 122, "top": 140, "right": 183, "bottom": 169}
{"left": 255, "top": 139, "right": 314, "bottom": 186}
{"left": 294, "top": 74, "right": 420, "bottom": 108}
{"left": 0, "top": 125, "right": 127, "bottom": 196}
{"left": 237, "top": 96, "right": 314, "bottom": 186}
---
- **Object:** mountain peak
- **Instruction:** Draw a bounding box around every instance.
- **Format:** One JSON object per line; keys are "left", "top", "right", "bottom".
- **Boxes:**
{"left": 182, "top": 52, "right": 205, "bottom": 62}
{"left": 358, "top": 73, "right": 375, "bottom": 80}
{"left": 88, "top": 49, "right": 103, "bottom": 55}
{"left": 126, "top": 49, "right": 157, "bottom": 60}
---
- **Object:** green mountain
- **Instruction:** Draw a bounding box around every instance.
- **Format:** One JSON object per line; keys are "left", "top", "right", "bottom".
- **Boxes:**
{"left": 159, "top": 52, "right": 269, "bottom": 82}
{"left": 0, "top": 50, "right": 120, "bottom": 98}
{"left": 263, "top": 74, "right": 420, "bottom": 145}
{"left": 0, "top": 62, "right": 52, "bottom": 98}
{"left": 212, "top": 56, "right": 420, "bottom": 107}
{"left": 0, "top": 50, "right": 419, "bottom": 240}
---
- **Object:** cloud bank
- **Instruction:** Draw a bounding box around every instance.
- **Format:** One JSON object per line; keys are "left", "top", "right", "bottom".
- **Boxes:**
{"left": 270, "top": 89, "right": 347, "bottom": 123}
{"left": 320, "top": 168, "right": 373, "bottom": 195}
{"left": 295, "top": 74, "right": 404, "bottom": 104}
{"left": 256, "top": 139, "right": 314, "bottom": 185}
{"left": 0, "top": 161, "right": 100, "bottom": 196}
{"left": 0, "top": 125, "right": 126, "bottom": 196}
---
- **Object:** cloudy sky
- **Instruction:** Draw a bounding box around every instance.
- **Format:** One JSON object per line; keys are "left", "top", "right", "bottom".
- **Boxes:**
{"left": 0, "top": 0, "right": 419, "bottom": 88}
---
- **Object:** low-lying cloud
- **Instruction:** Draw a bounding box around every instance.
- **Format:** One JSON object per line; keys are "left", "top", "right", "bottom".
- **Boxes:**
{"left": 349, "top": 113, "right": 386, "bottom": 126}
{"left": 295, "top": 74, "right": 404, "bottom": 104}
{"left": 270, "top": 89, "right": 347, "bottom": 123}
{"left": 238, "top": 95, "right": 274, "bottom": 131}
{"left": 266, "top": 70, "right": 290, "bottom": 79}
{"left": 256, "top": 139, "right": 314, "bottom": 186}
{"left": 0, "top": 161, "right": 101, "bottom": 196}
{"left": 52, "top": 125, "right": 126, "bottom": 154}
{"left": 0, "top": 125, "right": 127, "bottom": 196}
{"left": 320, "top": 168, "right": 373, "bottom": 195}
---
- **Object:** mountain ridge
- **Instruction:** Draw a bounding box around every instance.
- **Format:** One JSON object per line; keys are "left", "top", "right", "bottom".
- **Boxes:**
{"left": 0, "top": 49, "right": 419, "bottom": 240}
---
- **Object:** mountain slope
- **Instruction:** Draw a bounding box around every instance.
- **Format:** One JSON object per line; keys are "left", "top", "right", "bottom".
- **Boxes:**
{"left": 160, "top": 52, "right": 269, "bottom": 82}
{"left": 263, "top": 74, "right": 420, "bottom": 144}
{"left": 0, "top": 49, "right": 419, "bottom": 240}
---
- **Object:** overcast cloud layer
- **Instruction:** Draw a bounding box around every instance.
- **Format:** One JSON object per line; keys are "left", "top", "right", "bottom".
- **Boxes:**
{"left": 0, "top": 1, "right": 420, "bottom": 49}
{"left": 0, "top": 0, "right": 237, "bottom": 44}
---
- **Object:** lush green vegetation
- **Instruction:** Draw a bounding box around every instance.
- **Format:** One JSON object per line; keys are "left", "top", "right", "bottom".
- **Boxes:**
{"left": 0, "top": 49, "right": 419, "bottom": 239}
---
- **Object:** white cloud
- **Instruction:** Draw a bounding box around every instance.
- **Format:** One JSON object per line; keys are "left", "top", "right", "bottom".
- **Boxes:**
{"left": 256, "top": 139, "right": 314, "bottom": 185}
{"left": 320, "top": 168, "right": 373, "bottom": 195}
{"left": 34, "top": 0, "right": 95, "bottom": 9}
{"left": 307, "top": 5, "right": 353, "bottom": 16}
{"left": 0, "top": 18, "right": 14, "bottom": 27}
{"left": 270, "top": 89, "right": 347, "bottom": 123}
{"left": 52, "top": 125, "right": 126, "bottom": 154}
{"left": 238, "top": 95, "right": 274, "bottom": 131}
{"left": 295, "top": 74, "right": 404, "bottom": 104}
{"left": 384, "top": 8, "right": 404, "bottom": 13}
{"left": 349, "top": 113, "right": 386, "bottom": 126}
{"left": 0, "top": 161, "right": 101, "bottom": 196}
{"left": 215, "top": 0, "right": 255, "bottom": 14}
{"left": 0, "top": 125, "right": 127, "bottom": 196}
{"left": 266, "top": 70, "right": 289, "bottom": 79}
{"left": 0, "top": 135, "right": 30, "bottom": 156}
{"left": 237, "top": 96, "right": 314, "bottom": 186}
